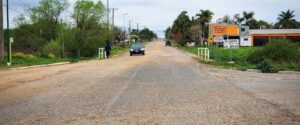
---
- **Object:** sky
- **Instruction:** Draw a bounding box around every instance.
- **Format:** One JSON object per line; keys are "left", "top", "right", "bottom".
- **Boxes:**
{"left": 3, "top": 0, "right": 300, "bottom": 37}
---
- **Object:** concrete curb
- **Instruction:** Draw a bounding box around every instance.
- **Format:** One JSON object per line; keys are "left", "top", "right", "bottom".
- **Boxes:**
{"left": 278, "top": 71, "right": 300, "bottom": 74}
{"left": 176, "top": 47, "right": 300, "bottom": 75}
{"left": 246, "top": 69, "right": 261, "bottom": 73}
{"left": 245, "top": 69, "right": 300, "bottom": 74}
{"left": 9, "top": 62, "right": 71, "bottom": 70}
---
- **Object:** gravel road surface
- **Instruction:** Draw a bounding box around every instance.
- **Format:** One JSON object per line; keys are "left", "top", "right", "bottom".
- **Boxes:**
{"left": 0, "top": 41, "right": 299, "bottom": 125}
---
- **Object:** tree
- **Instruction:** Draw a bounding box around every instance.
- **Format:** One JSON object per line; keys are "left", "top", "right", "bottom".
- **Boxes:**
{"left": 139, "top": 28, "right": 157, "bottom": 41}
{"left": 171, "top": 11, "right": 192, "bottom": 45}
{"left": 242, "top": 11, "right": 255, "bottom": 24}
{"left": 113, "top": 26, "right": 126, "bottom": 42}
{"left": 233, "top": 14, "right": 244, "bottom": 24}
{"left": 165, "top": 27, "right": 172, "bottom": 40}
{"left": 276, "top": 10, "right": 299, "bottom": 29}
{"left": 241, "top": 11, "right": 259, "bottom": 29}
{"left": 257, "top": 20, "right": 272, "bottom": 29}
{"left": 195, "top": 10, "right": 214, "bottom": 45}
{"left": 29, "top": 0, "right": 69, "bottom": 41}
{"left": 233, "top": 11, "right": 259, "bottom": 29}
{"left": 72, "top": 0, "right": 106, "bottom": 57}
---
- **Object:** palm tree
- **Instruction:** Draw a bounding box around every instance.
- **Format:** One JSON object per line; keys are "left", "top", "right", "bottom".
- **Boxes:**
{"left": 171, "top": 11, "right": 192, "bottom": 45}
{"left": 242, "top": 11, "right": 254, "bottom": 25}
{"left": 195, "top": 10, "right": 214, "bottom": 45}
{"left": 233, "top": 14, "right": 244, "bottom": 24}
{"left": 276, "top": 10, "right": 298, "bottom": 29}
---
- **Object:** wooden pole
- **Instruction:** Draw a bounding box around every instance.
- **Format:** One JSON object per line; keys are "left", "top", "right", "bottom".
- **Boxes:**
{"left": 0, "top": 0, "right": 4, "bottom": 62}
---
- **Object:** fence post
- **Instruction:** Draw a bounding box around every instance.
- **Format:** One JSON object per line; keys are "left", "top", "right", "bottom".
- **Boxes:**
{"left": 207, "top": 49, "right": 210, "bottom": 61}
{"left": 99, "top": 48, "right": 106, "bottom": 59}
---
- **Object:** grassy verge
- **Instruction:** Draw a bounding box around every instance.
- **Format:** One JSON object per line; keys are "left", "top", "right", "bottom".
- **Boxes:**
{"left": 177, "top": 40, "right": 300, "bottom": 72}
{"left": 0, "top": 57, "right": 70, "bottom": 69}
{"left": 0, "top": 41, "right": 149, "bottom": 69}
{"left": 179, "top": 46, "right": 257, "bottom": 70}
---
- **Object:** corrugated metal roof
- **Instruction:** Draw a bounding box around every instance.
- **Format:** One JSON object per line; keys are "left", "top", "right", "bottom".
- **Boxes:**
{"left": 250, "top": 29, "right": 300, "bottom": 35}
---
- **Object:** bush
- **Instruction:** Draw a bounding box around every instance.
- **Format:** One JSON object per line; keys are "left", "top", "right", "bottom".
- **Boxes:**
{"left": 47, "top": 53, "right": 56, "bottom": 58}
{"left": 69, "top": 58, "right": 79, "bottom": 63}
{"left": 247, "top": 39, "right": 300, "bottom": 64}
{"left": 257, "top": 60, "right": 278, "bottom": 73}
{"left": 39, "top": 40, "right": 62, "bottom": 58}
{"left": 13, "top": 52, "right": 36, "bottom": 59}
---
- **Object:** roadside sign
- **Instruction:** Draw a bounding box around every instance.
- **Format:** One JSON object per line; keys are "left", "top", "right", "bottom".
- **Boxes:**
{"left": 208, "top": 37, "right": 214, "bottom": 43}
{"left": 10, "top": 37, "right": 13, "bottom": 43}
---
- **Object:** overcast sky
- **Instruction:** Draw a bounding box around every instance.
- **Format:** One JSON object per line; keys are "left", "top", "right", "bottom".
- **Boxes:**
{"left": 3, "top": 0, "right": 300, "bottom": 37}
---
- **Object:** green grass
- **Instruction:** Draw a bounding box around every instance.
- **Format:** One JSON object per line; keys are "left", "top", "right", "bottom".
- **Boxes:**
{"left": 180, "top": 46, "right": 257, "bottom": 70}
{"left": 0, "top": 57, "right": 70, "bottom": 69}
{"left": 0, "top": 41, "right": 149, "bottom": 69}
{"left": 178, "top": 45, "right": 299, "bottom": 71}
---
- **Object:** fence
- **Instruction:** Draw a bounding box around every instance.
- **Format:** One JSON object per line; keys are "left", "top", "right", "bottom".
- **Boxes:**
{"left": 198, "top": 48, "right": 210, "bottom": 62}
{"left": 98, "top": 48, "right": 106, "bottom": 59}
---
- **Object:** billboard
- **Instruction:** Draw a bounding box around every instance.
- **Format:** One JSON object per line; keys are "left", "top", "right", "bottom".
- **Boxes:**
{"left": 210, "top": 24, "right": 239, "bottom": 36}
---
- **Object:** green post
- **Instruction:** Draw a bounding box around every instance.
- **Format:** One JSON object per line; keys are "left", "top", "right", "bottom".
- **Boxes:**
{"left": 6, "top": 0, "right": 10, "bottom": 66}
{"left": 9, "top": 38, "right": 11, "bottom": 66}
{"left": 218, "top": 45, "right": 220, "bottom": 63}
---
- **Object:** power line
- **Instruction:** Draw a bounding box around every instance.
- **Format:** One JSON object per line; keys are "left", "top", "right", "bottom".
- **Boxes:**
{"left": 3, "top": 4, "right": 26, "bottom": 15}
{"left": 12, "top": 0, "right": 31, "bottom": 7}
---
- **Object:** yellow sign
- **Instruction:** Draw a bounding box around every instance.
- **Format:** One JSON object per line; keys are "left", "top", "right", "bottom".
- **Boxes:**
{"left": 209, "top": 37, "right": 214, "bottom": 43}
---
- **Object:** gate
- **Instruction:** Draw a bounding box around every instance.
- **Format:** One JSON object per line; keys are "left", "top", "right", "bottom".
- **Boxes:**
{"left": 198, "top": 48, "right": 210, "bottom": 62}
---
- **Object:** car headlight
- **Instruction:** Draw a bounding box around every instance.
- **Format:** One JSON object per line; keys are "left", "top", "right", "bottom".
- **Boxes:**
{"left": 141, "top": 48, "right": 145, "bottom": 51}
{"left": 130, "top": 49, "right": 133, "bottom": 51}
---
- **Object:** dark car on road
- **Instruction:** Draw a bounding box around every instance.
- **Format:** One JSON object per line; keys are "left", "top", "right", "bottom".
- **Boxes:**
{"left": 130, "top": 44, "right": 145, "bottom": 56}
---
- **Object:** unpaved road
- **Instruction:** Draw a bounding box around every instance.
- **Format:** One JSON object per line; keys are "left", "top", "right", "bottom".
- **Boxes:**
{"left": 0, "top": 41, "right": 300, "bottom": 125}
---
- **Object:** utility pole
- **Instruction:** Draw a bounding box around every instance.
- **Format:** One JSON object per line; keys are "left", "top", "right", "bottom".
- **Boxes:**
{"left": 111, "top": 8, "right": 118, "bottom": 44}
{"left": 136, "top": 23, "right": 139, "bottom": 42}
{"left": 227, "top": 18, "right": 233, "bottom": 63}
{"left": 106, "top": 0, "right": 110, "bottom": 43}
{"left": 199, "top": 22, "right": 202, "bottom": 46}
{"left": 61, "top": 19, "right": 64, "bottom": 58}
{"left": 6, "top": 0, "right": 10, "bottom": 65}
{"left": 128, "top": 20, "right": 131, "bottom": 44}
{"left": 123, "top": 13, "right": 128, "bottom": 42}
{"left": 0, "top": 0, "right": 4, "bottom": 62}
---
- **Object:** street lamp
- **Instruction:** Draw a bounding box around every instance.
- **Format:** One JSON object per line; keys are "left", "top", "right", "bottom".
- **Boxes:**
{"left": 123, "top": 13, "right": 128, "bottom": 32}
{"left": 106, "top": 0, "right": 110, "bottom": 42}
{"left": 123, "top": 13, "right": 128, "bottom": 42}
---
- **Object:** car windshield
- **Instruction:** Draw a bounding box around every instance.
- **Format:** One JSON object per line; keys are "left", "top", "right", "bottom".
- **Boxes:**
{"left": 132, "top": 44, "right": 143, "bottom": 48}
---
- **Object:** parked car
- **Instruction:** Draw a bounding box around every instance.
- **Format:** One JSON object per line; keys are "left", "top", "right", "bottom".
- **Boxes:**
{"left": 130, "top": 44, "right": 145, "bottom": 56}
{"left": 165, "top": 40, "right": 171, "bottom": 46}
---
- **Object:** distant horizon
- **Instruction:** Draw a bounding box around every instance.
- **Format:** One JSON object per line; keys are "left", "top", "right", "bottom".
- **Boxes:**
{"left": 3, "top": 0, "right": 300, "bottom": 37}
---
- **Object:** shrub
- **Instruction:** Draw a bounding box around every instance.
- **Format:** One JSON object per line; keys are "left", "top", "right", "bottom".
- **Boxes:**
{"left": 247, "top": 39, "right": 300, "bottom": 64}
{"left": 14, "top": 52, "right": 28, "bottom": 59}
{"left": 69, "top": 58, "right": 79, "bottom": 63}
{"left": 13, "top": 52, "right": 36, "bottom": 59}
{"left": 39, "top": 40, "right": 62, "bottom": 58}
{"left": 118, "top": 42, "right": 126, "bottom": 48}
{"left": 257, "top": 60, "right": 278, "bottom": 73}
{"left": 47, "top": 53, "right": 56, "bottom": 58}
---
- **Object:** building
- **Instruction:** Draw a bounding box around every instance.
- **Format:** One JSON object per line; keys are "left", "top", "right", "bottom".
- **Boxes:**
{"left": 209, "top": 23, "right": 300, "bottom": 47}
{"left": 209, "top": 24, "right": 246, "bottom": 48}
{"left": 249, "top": 29, "right": 300, "bottom": 46}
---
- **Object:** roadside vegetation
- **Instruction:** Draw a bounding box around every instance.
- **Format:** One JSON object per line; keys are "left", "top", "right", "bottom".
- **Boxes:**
{"left": 165, "top": 9, "right": 300, "bottom": 47}
{"left": 176, "top": 39, "right": 300, "bottom": 72}
{"left": 0, "top": 41, "right": 148, "bottom": 69}
{"left": 0, "top": 0, "right": 157, "bottom": 68}
{"left": 166, "top": 9, "right": 300, "bottom": 73}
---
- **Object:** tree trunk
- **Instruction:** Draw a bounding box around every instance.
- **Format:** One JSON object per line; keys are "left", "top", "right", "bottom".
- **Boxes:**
{"left": 0, "top": 0, "right": 4, "bottom": 62}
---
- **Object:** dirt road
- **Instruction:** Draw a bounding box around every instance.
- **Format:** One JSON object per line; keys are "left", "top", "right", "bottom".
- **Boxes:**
{"left": 0, "top": 41, "right": 299, "bottom": 124}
